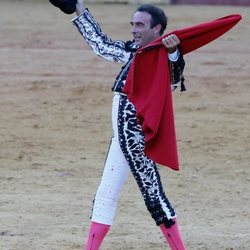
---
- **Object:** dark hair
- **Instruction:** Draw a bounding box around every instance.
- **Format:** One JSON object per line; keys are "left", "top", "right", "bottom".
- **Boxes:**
{"left": 136, "top": 4, "right": 168, "bottom": 36}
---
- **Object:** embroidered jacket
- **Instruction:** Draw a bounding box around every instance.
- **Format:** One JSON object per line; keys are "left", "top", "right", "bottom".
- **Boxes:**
{"left": 72, "top": 9, "right": 185, "bottom": 93}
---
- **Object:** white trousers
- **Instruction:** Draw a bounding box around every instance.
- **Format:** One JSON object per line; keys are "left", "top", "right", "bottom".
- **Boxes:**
{"left": 91, "top": 93, "right": 176, "bottom": 226}
{"left": 91, "top": 94, "right": 130, "bottom": 225}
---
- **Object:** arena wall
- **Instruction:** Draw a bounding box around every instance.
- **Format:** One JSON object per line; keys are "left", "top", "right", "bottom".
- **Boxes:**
{"left": 171, "top": 0, "right": 250, "bottom": 5}
{"left": 86, "top": 0, "right": 171, "bottom": 4}
{"left": 16, "top": 0, "right": 250, "bottom": 4}
{"left": 86, "top": 0, "right": 250, "bottom": 4}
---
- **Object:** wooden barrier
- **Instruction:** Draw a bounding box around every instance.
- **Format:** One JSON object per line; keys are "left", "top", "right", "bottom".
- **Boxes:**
{"left": 171, "top": 0, "right": 250, "bottom": 6}
{"left": 86, "top": 0, "right": 171, "bottom": 3}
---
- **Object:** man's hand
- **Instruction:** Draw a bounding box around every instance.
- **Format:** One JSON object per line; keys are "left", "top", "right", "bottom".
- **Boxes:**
{"left": 162, "top": 34, "right": 180, "bottom": 54}
{"left": 76, "top": 0, "right": 85, "bottom": 16}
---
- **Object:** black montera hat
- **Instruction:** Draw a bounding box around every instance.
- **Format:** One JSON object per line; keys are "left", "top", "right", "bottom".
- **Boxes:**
{"left": 49, "top": 0, "right": 77, "bottom": 15}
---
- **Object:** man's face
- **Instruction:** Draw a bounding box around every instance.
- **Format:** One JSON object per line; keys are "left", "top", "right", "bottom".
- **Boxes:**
{"left": 130, "top": 11, "right": 161, "bottom": 47}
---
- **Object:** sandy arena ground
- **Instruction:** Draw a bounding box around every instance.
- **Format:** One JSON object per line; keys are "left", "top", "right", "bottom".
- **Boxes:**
{"left": 0, "top": 0, "right": 249, "bottom": 249}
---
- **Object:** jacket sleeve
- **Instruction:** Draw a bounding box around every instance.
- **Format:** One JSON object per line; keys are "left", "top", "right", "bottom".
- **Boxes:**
{"left": 72, "top": 9, "right": 131, "bottom": 64}
{"left": 169, "top": 53, "right": 186, "bottom": 92}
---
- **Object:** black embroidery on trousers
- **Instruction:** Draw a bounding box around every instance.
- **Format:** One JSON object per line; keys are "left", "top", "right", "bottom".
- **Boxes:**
{"left": 117, "top": 95, "right": 176, "bottom": 226}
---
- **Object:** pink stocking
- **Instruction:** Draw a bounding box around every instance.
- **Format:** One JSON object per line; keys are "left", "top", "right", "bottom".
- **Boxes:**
{"left": 160, "top": 219, "right": 186, "bottom": 250}
{"left": 85, "top": 221, "right": 110, "bottom": 250}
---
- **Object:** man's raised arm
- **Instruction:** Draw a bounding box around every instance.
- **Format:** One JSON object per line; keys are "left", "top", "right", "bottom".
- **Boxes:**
{"left": 76, "top": 0, "right": 85, "bottom": 16}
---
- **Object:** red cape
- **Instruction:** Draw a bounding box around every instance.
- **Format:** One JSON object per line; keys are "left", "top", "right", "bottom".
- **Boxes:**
{"left": 124, "top": 14, "right": 242, "bottom": 171}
